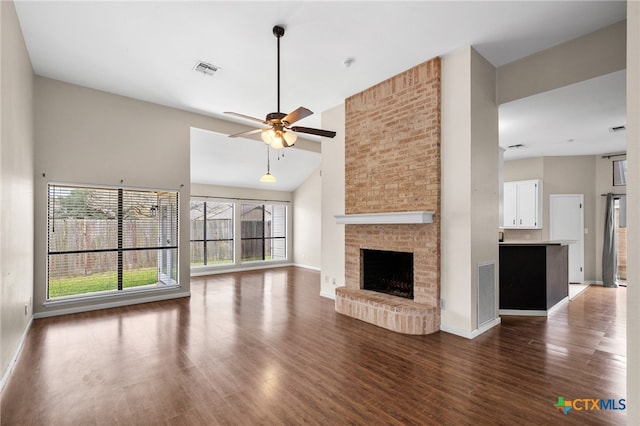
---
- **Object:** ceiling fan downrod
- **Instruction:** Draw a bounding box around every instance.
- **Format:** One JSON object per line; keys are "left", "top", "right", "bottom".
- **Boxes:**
{"left": 273, "top": 25, "right": 285, "bottom": 114}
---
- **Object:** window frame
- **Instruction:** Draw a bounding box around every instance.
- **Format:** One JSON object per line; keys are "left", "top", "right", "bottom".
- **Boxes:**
{"left": 46, "top": 182, "right": 180, "bottom": 303}
{"left": 189, "top": 200, "right": 234, "bottom": 266}
{"left": 240, "top": 203, "right": 287, "bottom": 263}
{"left": 189, "top": 197, "right": 290, "bottom": 270}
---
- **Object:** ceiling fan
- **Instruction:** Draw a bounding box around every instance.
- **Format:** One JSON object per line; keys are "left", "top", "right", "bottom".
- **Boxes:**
{"left": 225, "top": 25, "right": 336, "bottom": 149}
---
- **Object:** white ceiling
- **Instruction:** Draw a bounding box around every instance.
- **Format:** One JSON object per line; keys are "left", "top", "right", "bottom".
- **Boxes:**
{"left": 500, "top": 70, "right": 627, "bottom": 160}
{"left": 14, "top": 1, "right": 627, "bottom": 191}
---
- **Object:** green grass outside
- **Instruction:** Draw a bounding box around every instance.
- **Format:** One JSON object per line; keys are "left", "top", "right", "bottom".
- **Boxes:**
{"left": 49, "top": 268, "right": 158, "bottom": 298}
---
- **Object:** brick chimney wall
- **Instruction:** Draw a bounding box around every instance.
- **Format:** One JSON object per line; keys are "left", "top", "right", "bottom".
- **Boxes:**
{"left": 343, "top": 57, "right": 441, "bottom": 309}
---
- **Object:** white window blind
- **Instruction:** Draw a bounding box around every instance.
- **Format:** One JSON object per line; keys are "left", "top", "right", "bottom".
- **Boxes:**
{"left": 47, "top": 184, "right": 179, "bottom": 300}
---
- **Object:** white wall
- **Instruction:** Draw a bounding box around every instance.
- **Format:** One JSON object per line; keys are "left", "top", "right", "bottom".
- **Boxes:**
{"left": 1, "top": 0, "right": 34, "bottom": 386}
{"left": 33, "top": 77, "right": 231, "bottom": 316}
{"left": 320, "top": 104, "right": 345, "bottom": 299}
{"left": 293, "top": 166, "right": 321, "bottom": 270}
{"left": 441, "top": 47, "right": 499, "bottom": 336}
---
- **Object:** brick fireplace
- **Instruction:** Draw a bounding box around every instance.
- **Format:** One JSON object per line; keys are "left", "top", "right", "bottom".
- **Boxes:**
{"left": 335, "top": 57, "right": 441, "bottom": 335}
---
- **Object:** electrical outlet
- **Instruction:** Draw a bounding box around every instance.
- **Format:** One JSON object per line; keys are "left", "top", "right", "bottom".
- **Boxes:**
{"left": 332, "top": 278, "right": 336, "bottom": 285}
{"left": 440, "top": 299, "right": 445, "bottom": 309}
{"left": 24, "top": 304, "right": 28, "bottom": 315}
{"left": 325, "top": 275, "right": 329, "bottom": 283}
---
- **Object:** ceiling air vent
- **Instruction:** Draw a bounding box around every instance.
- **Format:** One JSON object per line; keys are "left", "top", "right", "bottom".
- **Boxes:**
{"left": 194, "top": 61, "right": 219, "bottom": 76}
{"left": 610, "top": 125, "right": 626, "bottom": 133}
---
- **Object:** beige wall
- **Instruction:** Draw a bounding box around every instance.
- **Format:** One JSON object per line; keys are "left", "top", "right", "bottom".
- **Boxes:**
{"left": 320, "top": 104, "right": 345, "bottom": 298}
{"left": 504, "top": 156, "right": 602, "bottom": 282}
{"left": 1, "top": 0, "right": 34, "bottom": 385}
{"left": 594, "top": 154, "right": 626, "bottom": 281}
{"left": 497, "top": 20, "right": 626, "bottom": 104}
{"left": 626, "top": 2, "right": 639, "bottom": 422}
{"left": 441, "top": 48, "right": 472, "bottom": 332}
{"left": 470, "top": 49, "right": 499, "bottom": 329}
{"left": 33, "top": 77, "right": 232, "bottom": 316}
{"left": 292, "top": 166, "right": 321, "bottom": 270}
{"left": 441, "top": 47, "right": 499, "bottom": 335}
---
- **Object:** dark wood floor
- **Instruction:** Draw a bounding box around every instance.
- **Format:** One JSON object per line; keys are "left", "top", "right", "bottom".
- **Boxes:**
{"left": 1, "top": 267, "right": 626, "bottom": 425}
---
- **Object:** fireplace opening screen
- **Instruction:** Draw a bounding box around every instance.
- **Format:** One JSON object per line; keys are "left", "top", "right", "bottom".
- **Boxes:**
{"left": 362, "top": 249, "right": 414, "bottom": 299}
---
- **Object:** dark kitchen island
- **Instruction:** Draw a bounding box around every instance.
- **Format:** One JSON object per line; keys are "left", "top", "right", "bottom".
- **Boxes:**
{"left": 499, "top": 241, "right": 569, "bottom": 315}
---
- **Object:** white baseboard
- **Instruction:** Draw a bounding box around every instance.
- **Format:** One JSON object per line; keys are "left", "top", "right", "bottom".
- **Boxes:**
{"left": 440, "top": 317, "right": 501, "bottom": 339}
{"left": 292, "top": 263, "right": 321, "bottom": 272}
{"left": 190, "top": 262, "right": 294, "bottom": 277}
{"left": 34, "top": 291, "right": 191, "bottom": 319}
{"left": 499, "top": 296, "right": 569, "bottom": 317}
{"left": 1, "top": 317, "right": 33, "bottom": 394}
{"left": 499, "top": 309, "right": 548, "bottom": 316}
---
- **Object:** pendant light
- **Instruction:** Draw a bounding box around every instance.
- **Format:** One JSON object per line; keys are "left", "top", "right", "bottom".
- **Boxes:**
{"left": 260, "top": 145, "right": 276, "bottom": 182}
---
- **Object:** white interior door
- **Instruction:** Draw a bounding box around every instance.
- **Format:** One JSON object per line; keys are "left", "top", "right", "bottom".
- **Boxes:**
{"left": 550, "top": 194, "right": 584, "bottom": 283}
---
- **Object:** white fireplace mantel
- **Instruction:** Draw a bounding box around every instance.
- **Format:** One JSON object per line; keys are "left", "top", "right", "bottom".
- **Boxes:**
{"left": 335, "top": 211, "right": 434, "bottom": 225}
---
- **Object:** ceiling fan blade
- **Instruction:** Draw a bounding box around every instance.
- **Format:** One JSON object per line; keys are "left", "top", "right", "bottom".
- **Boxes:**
{"left": 224, "top": 111, "right": 267, "bottom": 125}
{"left": 228, "top": 128, "right": 264, "bottom": 138}
{"left": 290, "top": 126, "right": 336, "bottom": 138}
{"left": 283, "top": 107, "right": 313, "bottom": 125}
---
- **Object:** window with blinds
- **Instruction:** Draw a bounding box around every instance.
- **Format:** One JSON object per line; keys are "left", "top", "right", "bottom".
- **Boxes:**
{"left": 47, "top": 184, "right": 179, "bottom": 300}
{"left": 189, "top": 201, "right": 234, "bottom": 266}
{"left": 240, "top": 203, "right": 286, "bottom": 262}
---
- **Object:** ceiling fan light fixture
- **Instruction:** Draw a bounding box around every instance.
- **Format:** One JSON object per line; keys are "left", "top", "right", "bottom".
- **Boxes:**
{"left": 261, "top": 128, "right": 275, "bottom": 144}
{"left": 225, "top": 25, "right": 336, "bottom": 143}
{"left": 283, "top": 131, "right": 297, "bottom": 147}
{"left": 271, "top": 133, "right": 285, "bottom": 149}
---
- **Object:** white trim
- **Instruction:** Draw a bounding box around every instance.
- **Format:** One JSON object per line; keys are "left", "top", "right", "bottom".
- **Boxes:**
{"left": 47, "top": 180, "right": 181, "bottom": 194}
{"left": 499, "top": 309, "right": 548, "bottom": 316}
{"left": 190, "top": 194, "right": 291, "bottom": 205}
{"left": 1, "top": 318, "right": 33, "bottom": 394}
{"left": 439, "top": 317, "right": 501, "bottom": 339}
{"left": 292, "top": 263, "right": 321, "bottom": 272}
{"left": 190, "top": 262, "right": 294, "bottom": 277}
{"left": 44, "top": 284, "right": 181, "bottom": 307}
{"left": 35, "top": 291, "right": 190, "bottom": 319}
{"left": 548, "top": 296, "right": 569, "bottom": 314}
{"left": 335, "top": 211, "right": 434, "bottom": 225}
{"left": 320, "top": 290, "right": 336, "bottom": 300}
{"left": 498, "top": 296, "right": 569, "bottom": 317}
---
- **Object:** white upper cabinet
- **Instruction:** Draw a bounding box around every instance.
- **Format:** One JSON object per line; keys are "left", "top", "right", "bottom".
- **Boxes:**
{"left": 503, "top": 180, "right": 543, "bottom": 229}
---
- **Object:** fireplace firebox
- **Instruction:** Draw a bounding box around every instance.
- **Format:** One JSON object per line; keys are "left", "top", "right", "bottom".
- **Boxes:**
{"left": 361, "top": 249, "right": 414, "bottom": 299}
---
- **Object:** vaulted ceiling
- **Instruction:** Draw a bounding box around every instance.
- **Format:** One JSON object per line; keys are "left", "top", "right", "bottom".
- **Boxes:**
{"left": 14, "top": 1, "right": 627, "bottom": 190}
